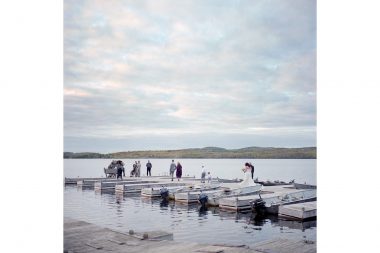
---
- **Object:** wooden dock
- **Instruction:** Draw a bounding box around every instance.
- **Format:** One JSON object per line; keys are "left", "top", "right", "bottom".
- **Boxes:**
{"left": 252, "top": 238, "right": 316, "bottom": 253}
{"left": 64, "top": 218, "right": 315, "bottom": 253}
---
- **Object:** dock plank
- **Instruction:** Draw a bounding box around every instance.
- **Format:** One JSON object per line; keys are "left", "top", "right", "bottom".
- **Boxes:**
{"left": 65, "top": 218, "right": 266, "bottom": 253}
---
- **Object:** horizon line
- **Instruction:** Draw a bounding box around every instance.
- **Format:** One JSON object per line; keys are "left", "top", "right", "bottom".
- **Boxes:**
{"left": 64, "top": 146, "right": 316, "bottom": 153}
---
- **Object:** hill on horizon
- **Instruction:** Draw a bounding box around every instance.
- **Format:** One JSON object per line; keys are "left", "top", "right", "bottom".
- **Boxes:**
{"left": 64, "top": 146, "right": 316, "bottom": 159}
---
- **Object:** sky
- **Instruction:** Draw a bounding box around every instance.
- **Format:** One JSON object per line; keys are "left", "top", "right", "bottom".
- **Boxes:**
{"left": 64, "top": 0, "right": 316, "bottom": 153}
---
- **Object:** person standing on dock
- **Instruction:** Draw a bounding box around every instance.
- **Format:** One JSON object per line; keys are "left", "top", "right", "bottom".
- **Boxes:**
{"left": 146, "top": 160, "right": 152, "bottom": 176}
{"left": 136, "top": 161, "right": 141, "bottom": 177}
{"left": 207, "top": 172, "right": 212, "bottom": 183}
{"left": 117, "top": 164, "right": 125, "bottom": 180}
{"left": 169, "top": 160, "right": 176, "bottom": 181}
{"left": 201, "top": 166, "right": 206, "bottom": 183}
{"left": 249, "top": 162, "right": 255, "bottom": 180}
{"left": 176, "top": 162, "right": 183, "bottom": 181}
{"left": 131, "top": 161, "right": 137, "bottom": 177}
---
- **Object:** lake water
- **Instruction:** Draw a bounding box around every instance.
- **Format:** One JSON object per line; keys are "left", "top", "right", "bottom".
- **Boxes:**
{"left": 64, "top": 159, "right": 316, "bottom": 185}
{"left": 64, "top": 159, "right": 316, "bottom": 247}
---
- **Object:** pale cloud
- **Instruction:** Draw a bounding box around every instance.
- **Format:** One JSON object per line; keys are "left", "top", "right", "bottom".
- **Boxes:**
{"left": 64, "top": 88, "right": 91, "bottom": 97}
{"left": 64, "top": 0, "right": 316, "bottom": 152}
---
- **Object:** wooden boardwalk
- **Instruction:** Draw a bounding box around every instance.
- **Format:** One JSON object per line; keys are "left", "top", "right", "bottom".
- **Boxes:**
{"left": 252, "top": 238, "right": 316, "bottom": 253}
{"left": 64, "top": 218, "right": 262, "bottom": 253}
{"left": 64, "top": 218, "right": 316, "bottom": 253}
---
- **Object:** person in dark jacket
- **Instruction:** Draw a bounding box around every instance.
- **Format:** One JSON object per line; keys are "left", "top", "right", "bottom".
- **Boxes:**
{"left": 146, "top": 160, "right": 152, "bottom": 176}
{"left": 117, "top": 165, "right": 125, "bottom": 180}
{"left": 176, "top": 162, "right": 182, "bottom": 181}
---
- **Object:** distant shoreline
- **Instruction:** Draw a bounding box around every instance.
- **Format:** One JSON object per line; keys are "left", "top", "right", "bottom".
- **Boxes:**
{"left": 64, "top": 146, "right": 316, "bottom": 159}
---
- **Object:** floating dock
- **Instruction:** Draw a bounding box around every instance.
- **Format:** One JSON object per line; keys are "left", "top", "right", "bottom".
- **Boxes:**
{"left": 278, "top": 201, "right": 317, "bottom": 220}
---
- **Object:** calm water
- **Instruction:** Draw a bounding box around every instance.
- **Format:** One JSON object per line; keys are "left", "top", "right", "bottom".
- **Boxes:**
{"left": 64, "top": 159, "right": 316, "bottom": 247}
{"left": 64, "top": 159, "right": 316, "bottom": 185}
{"left": 64, "top": 187, "right": 316, "bottom": 247}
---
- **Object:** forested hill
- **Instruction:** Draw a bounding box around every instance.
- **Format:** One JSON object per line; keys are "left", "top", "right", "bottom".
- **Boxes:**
{"left": 64, "top": 147, "right": 316, "bottom": 159}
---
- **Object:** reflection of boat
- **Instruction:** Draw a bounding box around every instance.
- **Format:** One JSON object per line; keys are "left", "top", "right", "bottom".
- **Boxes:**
{"left": 277, "top": 218, "right": 317, "bottom": 230}
{"left": 218, "top": 209, "right": 254, "bottom": 221}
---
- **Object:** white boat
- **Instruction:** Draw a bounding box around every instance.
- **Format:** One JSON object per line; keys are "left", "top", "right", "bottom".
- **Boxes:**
{"left": 251, "top": 189, "right": 317, "bottom": 214}
{"left": 175, "top": 186, "right": 227, "bottom": 203}
{"left": 141, "top": 185, "right": 188, "bottom": 198}
{"left": 198, "top": 169, "right": 263, "bottom": 206}
{"left": 200, "top": 183, "right": 263, "bottom": 206}
{"left": 164, "top": 184, "right": 222, "bottom": 200}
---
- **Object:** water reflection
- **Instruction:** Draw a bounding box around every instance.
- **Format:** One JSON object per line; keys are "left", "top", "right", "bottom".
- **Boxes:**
{"left": 65, "top": 186, "right": 316, "bottom": 247}
{"left": 277, "top": 218, "right": 317, "bottom": 231}
{"left": 160, "top": 199, "right": 169, "bottom": 208}
{"left": 198, "top": 205, "right": 208, "bottom": 216}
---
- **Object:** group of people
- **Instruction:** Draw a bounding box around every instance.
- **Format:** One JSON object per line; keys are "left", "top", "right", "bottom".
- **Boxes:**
{"left": 200, "top": 165, "right": 212, "bottom": 183}
{"left": 169, "top": 160, "right": 182, "bottom": 181}
{"left": 106, "top": 160, "right": 126, "bottom": 180}
{"left": 110, "top": 160, "right": 255, "bottom": 183}
{"left": 130, "top": 160, "right": 153, "bottom": 178}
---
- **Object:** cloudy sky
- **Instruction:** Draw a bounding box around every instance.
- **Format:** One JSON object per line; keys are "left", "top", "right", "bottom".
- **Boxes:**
{"left": 64, "top": 0, "right": 316, "bottom": 153}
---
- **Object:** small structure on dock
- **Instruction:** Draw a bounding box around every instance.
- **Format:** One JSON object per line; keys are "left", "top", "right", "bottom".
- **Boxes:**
{"left": 104, "top": 160, "right": 124, "bottom": 178}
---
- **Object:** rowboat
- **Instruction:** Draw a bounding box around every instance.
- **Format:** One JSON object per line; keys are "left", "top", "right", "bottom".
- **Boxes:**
{"left": 198, "top": 183, "right": 263, "bottom": 206}
{"left": 250, "top": 189, "right": 317, "bottom": 214}
{"left": 161, "top": 184, "right": 222, "bottom": 200}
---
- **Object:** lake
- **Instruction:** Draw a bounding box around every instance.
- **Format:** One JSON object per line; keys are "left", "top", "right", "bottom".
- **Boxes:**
{"left": 64, "top": 159, "right": 316, "bottom": 248}
{"left": 64, "top": 158, "right": 316, "bottom": 185}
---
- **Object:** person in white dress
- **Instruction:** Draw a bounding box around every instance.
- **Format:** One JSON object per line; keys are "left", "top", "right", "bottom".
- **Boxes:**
{"left": 240, "top": 162, "right": 256, "bottom": 187}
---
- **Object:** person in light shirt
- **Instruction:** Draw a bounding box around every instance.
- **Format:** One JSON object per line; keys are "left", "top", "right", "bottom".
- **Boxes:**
{"left": 201, "top": 166, "right": 206, "bottom": 183}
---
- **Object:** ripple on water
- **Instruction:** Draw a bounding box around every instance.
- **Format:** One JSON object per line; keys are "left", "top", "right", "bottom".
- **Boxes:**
{"left": 64, "top": 186, "right": 316, "bottom": 247}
